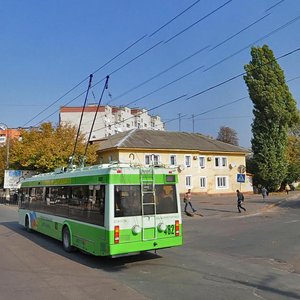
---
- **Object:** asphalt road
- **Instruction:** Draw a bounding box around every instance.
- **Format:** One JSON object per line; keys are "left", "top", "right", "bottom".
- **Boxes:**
{"left": 1, "top": 194, "right": 300, "bottom": 300}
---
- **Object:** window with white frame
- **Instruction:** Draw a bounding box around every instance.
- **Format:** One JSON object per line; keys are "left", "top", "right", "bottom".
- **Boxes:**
{"left": 185, "top": 155, "right": 192, "bottom": 168}
{"left": 170, "top": 155, "right": 177, "bottom": 166}
{"left": 199, "top": 176, "right": 206, "bottom": 188}
{"left": 214, "top": 156, "right": 227, "bottom": 168}
{"left": 216, "top": 176, "right": 228, "bottom": 189}
{"left": 185, "top": 175, "right": 192, "bottom": 188}
{"left": 145, "top": 154, "right": 160, "bottom": 165}
{"left": 199, "top": 156, "right": 205, "bottom": 168}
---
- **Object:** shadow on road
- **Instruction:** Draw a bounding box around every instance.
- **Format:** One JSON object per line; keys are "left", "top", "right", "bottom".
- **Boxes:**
{"left": 0, "top": 221, "right": 162, "bottom": 272}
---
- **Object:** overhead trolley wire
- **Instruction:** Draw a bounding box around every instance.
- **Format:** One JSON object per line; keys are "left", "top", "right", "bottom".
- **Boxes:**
{"left": 209, "top": 13, "right": 271, "bottom": 51}
{"left": 58, "top": 46, "right": 300, "bottom": 138}
{"left": 186, "top": 96, "right": 249, "bottom": 119}
{"left": 164, "top": 0, "right": 233, "bottom": 44}
{"left": 23, "top": 34, "right": 148, "bottom": 127}
{"left": 107, "top": 45, "right": 210, "bottom": 105}
{"left": 204, "top": 15, "right": 300, "bottom": 72}
{"left": 188, "top": 45, "right": 300, "bottom": 102}
{"left": 88, "top": 94, "right": 188, "bottom": 136}
{"left": 265, "top": 0, "right": 285, "bottom": 12}
{"left": 33, "top": 40, "right": 164, "bottom": 126}
{"left": 149, "top": 0, "right": 202, "bottom": 37}
{"left": 124, "top": 64, "right": 205, "bottom": 107}
{"left": 23, "top": 1, "right": 235, "bottom": 127}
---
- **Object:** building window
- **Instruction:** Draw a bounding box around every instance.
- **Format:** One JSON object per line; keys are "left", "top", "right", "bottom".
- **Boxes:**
{"left": 199, "top": 177, "right": 206, "bottom": 188}
{"left": 145, "top": 154, "right": 160, "bottom": 165}
{"left": 216, "top": 176, "right": 228, "bottom": 189}
{"left": 185, "top": 175, "right": 192, "bottom": 188}
{"left": 215, "top": 156, "right": 227, "bottom": 168}
{"left": 199, "top": 156, "right": 205, "bottom": 168}
{"left": 185, "top": 155, "right": 192, "bottom": 168}
{"left": 170, "top": 155, "right": 177, "bottom": 166}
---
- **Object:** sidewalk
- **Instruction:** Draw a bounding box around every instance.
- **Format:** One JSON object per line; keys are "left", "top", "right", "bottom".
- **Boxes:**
{"left": 182, "top": 191, "right": 300, "bottom": 218}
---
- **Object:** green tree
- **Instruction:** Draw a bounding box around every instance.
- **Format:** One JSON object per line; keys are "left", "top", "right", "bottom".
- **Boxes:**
{"left": 244, "top": 45, "right": 299, "bottom": 191}
{"left": 285, "top": 119, "right": 300, "bottom": 184}
{"left": 216, "top": 126, "right": 239, "bottom": 146}
{"left": 9, "top": 123, "right": 97, "bottom": 173}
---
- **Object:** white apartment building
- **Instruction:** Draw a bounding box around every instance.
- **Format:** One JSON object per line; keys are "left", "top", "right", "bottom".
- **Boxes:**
{"left": 59, "top": 104, "right": 164, "bottom": 141}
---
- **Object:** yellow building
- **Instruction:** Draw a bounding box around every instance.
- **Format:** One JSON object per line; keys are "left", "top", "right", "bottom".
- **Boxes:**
{"left": 94, "top": 129, "right": 252, "bottom": 194}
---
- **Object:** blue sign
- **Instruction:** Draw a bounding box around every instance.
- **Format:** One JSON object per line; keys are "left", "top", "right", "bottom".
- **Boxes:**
{"left": 237, "top": 173, "right": 245, "bottom": 183}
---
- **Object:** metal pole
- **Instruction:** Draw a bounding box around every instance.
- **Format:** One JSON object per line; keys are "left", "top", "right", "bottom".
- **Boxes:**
{"left": 192, "top": 114, "right": 195, "bottom": 133}
{"left": 6, "top": 128, "right": 9, "bottom": 169}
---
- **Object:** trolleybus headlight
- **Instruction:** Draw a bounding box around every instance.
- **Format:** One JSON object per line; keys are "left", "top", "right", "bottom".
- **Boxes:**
{"left": 132, "top": 225, "right": 141, "bottom": 235}
{"left": 157, "top": 222, "right": 166, "bottom": 232}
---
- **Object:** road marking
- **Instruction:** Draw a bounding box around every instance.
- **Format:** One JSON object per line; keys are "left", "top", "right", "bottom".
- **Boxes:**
{"left": 284, "top": 220, "right": 300, "bottom": 224}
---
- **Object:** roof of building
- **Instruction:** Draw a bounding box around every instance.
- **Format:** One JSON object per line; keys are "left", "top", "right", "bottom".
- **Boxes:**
{"left": 95, "top": 129, "right": 250, "bottom": 153}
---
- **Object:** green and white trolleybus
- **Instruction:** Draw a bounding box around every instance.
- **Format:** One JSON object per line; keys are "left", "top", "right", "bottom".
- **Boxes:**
{"left": 18, "top": 163, "right": 183, "bottom": 256}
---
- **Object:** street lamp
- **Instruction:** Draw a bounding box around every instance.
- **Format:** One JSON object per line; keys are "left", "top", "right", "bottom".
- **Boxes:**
{"left": 0, "top": 123, "right": 9, "bottom": 169}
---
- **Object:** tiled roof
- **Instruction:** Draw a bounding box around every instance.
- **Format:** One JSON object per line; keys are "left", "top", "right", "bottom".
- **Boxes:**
{"left": 95, "top": 129, "right": 250, "bottom": 153}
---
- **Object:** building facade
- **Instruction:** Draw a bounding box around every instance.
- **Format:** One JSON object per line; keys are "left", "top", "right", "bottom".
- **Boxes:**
{"left": 94, "top": 129, "right": 253, "bottom": 194}
{"left": 59, "top": 105, "right": 164, "bottom": 141}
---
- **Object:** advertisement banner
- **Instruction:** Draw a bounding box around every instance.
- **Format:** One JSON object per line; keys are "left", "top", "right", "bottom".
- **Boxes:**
{"left": 4, "top": 170, "right": 36, "bottom": 189}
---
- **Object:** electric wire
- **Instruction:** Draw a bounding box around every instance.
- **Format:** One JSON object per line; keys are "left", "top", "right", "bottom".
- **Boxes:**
{"left": 187, "top": 96, "right": 249, "bottom": 118}
{"left": 204, "top": 15, "right": 300, "bottom": 72}
{"left": 149, "top": 0, "right": 202, "bottom": 37}
{"left": 65, "top": 45, "right": 300, "bottom": 137}
{"left": 265, "top": 0, "right": 285, "bottom": 12}
{"left": 23, "top": 0, "right": 206, "bottom": 127}
{"left": 33, "top": 40, "right": 164, "bottom": 126}
{"left": 23, "top": 34, "right": 147, "bottom": 127}
{"left": 106, "top": 45, "right": 210, "bottom": 105}
{"left": 88, "top": 94, "right": 188, "bottom": 136}
{"left": 164, "top": 0, "right": 233, "bottom": 44}
{"left": 188, "top": 46, "right": 300, "bottom": 102}
{"left": 124, "top": 64, "right": 204, "bottom": 107}
{"left": 209, "top": 13, "right": 271, "bottom": 51}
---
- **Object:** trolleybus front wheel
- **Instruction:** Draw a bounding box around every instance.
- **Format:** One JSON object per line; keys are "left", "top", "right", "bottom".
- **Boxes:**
{"left": 62, "top": 226, "right": 74, "bottom": 252}
{"left": 25, "top": 216, "right": 31, "bottom": 233}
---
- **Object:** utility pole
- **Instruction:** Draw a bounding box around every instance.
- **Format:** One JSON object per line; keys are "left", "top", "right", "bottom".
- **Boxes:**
{"left": 178, "top": 113, "right": 181, "bottom": 132}
{"left": 192, "top": 114, "right": 195, "bottom": 133}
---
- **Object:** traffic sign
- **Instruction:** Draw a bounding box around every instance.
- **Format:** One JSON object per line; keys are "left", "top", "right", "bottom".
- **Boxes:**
{"left": 237, "top": 173, "right": 245, "bottom": 183}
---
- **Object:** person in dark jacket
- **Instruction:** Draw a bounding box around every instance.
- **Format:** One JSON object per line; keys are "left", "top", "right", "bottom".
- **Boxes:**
{"left": 236, "top": 190, "right": 246, "bottom": 213}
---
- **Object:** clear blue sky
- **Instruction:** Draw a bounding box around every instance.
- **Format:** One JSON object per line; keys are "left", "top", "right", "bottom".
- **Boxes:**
{"left": 1, "top": 0, "right": 299, "bottom": 147}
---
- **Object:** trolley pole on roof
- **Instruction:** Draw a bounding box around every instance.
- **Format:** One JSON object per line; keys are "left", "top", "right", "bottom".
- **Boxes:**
{"left": 69, "top": 74, "right": 93, "bottom": 168}
{"left": 83, "top": 75, "right": 110, "bottom": 162}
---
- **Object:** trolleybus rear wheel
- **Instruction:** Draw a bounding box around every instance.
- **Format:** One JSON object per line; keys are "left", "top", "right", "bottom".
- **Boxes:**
{"left": 62, "top": 226, "right": 74, "bottom": 252}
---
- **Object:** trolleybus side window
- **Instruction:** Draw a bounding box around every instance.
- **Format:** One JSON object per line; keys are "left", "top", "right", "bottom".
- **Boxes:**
{"left": 114, "top": 185, "right": 141, "bottom": 217}
{"left": 23, "top": 185, "right": 106, "bottom": 226}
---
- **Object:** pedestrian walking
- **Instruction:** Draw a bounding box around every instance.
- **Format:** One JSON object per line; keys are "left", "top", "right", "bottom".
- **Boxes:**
{"left": 183, "top": 189, "right": 197, "bottom": 213}
{"left": 285, "top": 184, "right": 291, "bottom": 194}
{"left": 236, "top": 190, "right": 246, "bottom": 213}
{"left": 261, "top": 187, "right": 268, "bottom": 199}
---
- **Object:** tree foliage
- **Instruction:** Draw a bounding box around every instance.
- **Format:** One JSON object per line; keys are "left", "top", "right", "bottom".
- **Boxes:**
{"left": 216, "top": 126, "right": 239, "bottom": 146}
{"left": 9, "top": 123, "right": 97, "bottom": 173}
{"left": 285, "top": 119, "right": 300, "bottom": 183}
{"left": 244, "top": 45, "right": 299, "bottom": 191}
